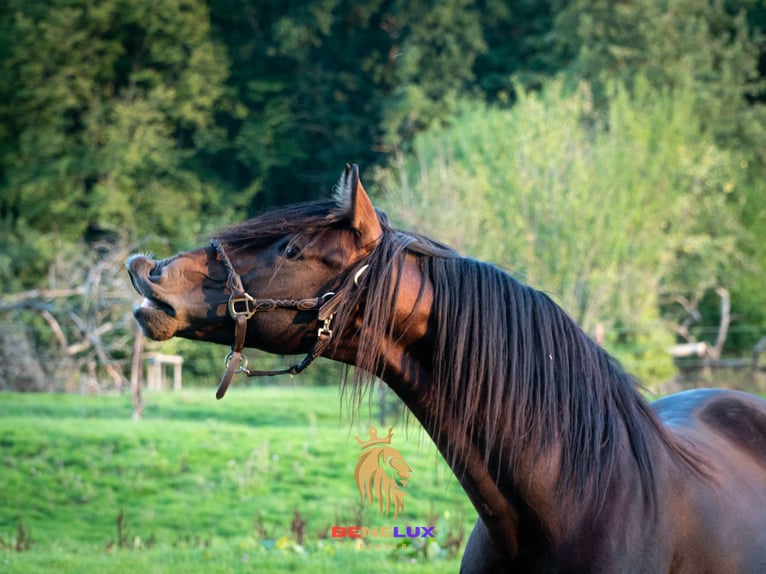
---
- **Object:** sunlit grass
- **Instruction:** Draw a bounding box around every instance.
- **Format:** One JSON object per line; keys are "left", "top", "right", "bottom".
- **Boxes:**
{"left": 0, "top": 387, "right": 474, "bottom": 573}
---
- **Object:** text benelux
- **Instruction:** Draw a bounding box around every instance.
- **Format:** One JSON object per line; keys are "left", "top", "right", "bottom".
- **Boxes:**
{"left": 331, "top": 525, "right": 435, "bottom": 539}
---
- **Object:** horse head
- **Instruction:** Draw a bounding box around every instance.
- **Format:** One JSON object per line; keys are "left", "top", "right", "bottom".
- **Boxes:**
{"left": 126, "top": 164, "right": 383, "bottom": 359}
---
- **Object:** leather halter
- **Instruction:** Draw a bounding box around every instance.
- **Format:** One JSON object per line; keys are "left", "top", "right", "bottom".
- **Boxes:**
{"left": 210, "top": 238, "right": 367, "bottom": 400}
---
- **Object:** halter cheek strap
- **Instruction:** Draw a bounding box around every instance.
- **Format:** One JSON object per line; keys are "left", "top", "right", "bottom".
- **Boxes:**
{"left": 211, "top": 239, "right": 368, "bottom": 400}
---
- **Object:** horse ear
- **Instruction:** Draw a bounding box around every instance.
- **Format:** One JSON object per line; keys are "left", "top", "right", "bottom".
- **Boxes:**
{"left": 336, "top": 164, "right": 382, "bottom": 246}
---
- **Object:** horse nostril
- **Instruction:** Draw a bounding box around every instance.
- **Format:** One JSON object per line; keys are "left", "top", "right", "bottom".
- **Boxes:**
{"left": 126, "top": 254, "right": 159, "bottom": 279}
{"left": 148, "top": 263, "right": 162, "bottom": 280}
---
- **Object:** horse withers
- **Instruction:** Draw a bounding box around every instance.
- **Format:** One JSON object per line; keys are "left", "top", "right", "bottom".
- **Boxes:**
{"left": 127, "top": 164, "right": 766, "bottom": 573}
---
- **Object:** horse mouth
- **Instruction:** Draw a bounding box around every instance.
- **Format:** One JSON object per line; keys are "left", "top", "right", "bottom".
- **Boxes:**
{"left": 131, "top": 297, "right": 179, "bottom": 341}
{"left": 137, "top": 296, "right": 176, "bottom": 318}
{"left": 126, "top": 270, "right": 177, "bottom": 319}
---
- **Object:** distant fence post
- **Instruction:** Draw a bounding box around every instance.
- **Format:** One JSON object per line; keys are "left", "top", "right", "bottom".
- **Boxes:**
{"left": 144, "top": 353, "right": 184, "bottom": 391}
{"left": 595, "top": 323, "right": 605, "bottom": 346}
{"left": 753, "top": 337, "right": 766, "bottom": 372}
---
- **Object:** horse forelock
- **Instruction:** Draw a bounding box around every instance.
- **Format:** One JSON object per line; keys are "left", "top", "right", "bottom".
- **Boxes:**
{"left": 212, "top": 200, "right": 344, "bottom": 248}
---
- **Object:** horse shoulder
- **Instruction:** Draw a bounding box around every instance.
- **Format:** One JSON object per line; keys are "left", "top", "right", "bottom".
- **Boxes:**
{"left": 650, "top": 389, "right": 766, "bottom": 572}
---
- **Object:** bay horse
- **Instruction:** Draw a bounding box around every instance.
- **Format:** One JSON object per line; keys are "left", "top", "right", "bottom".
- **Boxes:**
{"left": 127, "top": 164, "right": 766, "bottom": 572}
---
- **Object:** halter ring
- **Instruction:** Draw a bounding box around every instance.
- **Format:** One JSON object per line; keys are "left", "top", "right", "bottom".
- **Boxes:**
{"left": 224, "top": 351, "right": 249, "bottom": 373}
{"left": 353, "top": 264, "right": 370, "bottom": 287}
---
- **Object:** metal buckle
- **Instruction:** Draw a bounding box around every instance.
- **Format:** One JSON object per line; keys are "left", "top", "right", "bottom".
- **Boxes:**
{"left": 318, "top": 315, "right": 333, "bottom": 338}
{"left": 228, "top": 292, "right": 255, "bottom": 320}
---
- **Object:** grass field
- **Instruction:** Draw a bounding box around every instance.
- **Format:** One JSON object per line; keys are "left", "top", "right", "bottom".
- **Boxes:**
{"left": 0, "top": 385, "right": 475, "bottom": 573}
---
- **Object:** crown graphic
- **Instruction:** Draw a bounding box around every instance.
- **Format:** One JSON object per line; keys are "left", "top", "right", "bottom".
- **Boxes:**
{"left": 354, "top": 425, "right": 393, "bottom": 449}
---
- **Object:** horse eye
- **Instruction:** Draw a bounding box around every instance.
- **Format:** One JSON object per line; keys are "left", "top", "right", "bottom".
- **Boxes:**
{"left": 284, "top": 243, "right": 301, "bottom": 260}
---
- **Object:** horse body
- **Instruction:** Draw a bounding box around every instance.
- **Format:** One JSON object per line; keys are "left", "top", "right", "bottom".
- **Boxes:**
{"left": 126, "top": 164, "right": 766, "bottom": 572}
{"left": 651, "top": 389, "right": 766, "bottom": 573}
{"left": 457, "top": 388, "right": 766, "bottom": 573}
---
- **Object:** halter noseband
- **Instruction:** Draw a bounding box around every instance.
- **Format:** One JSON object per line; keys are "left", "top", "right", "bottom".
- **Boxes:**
{"left": 210, "top": 238, "right": 368, "bottom": 400}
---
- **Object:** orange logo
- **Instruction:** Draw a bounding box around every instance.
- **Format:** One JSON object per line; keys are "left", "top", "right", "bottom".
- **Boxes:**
{"left": 353, "top": 426, "right": 412, "bottom": 519}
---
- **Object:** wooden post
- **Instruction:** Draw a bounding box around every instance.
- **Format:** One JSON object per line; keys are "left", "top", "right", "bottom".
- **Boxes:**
{"left": 711, "top": 286, "right": 730, "bottom": 359}
{"left": 147, "top": 359, "right": 161, "bottom": 390}
{"left": 595, "top": 322, "right": 605, "bottom": 346}
{"left": 130, "top": 325, "right": 143, "bottom": 420}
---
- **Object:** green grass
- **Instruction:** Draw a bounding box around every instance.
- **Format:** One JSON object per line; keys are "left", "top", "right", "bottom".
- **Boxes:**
{"left": 0, "top": 386, "right": 475, "bottom": 573}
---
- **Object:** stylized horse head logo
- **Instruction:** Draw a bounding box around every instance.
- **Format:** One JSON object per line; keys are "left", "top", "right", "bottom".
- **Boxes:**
{"left": 353, "top": 425, "right": 412, "bottom": 519}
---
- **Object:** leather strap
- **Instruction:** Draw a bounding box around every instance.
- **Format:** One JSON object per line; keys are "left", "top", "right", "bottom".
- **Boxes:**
{"left": 216, "top": 314, "right": 248, "bottom": 399}
{"left": 210, "top": 238, "right": 369, "bottom": 399}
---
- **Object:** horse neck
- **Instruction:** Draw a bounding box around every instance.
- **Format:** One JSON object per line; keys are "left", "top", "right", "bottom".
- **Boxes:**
{"left": 379, "top": 355, "right": 530, "bottom": 556}
{"left": 336, "top": 252, "right": 543, "bottom": 554}
{"left": 341, "top": 250, "right": 668, "bottom": 556}
{"left": 381, "top": 349, "right": 665, "bottom": 556}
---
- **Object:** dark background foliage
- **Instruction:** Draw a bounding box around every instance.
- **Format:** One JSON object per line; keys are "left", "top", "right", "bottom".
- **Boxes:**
{"left": 1, "top": 0, "right": 764, "bottom": 388}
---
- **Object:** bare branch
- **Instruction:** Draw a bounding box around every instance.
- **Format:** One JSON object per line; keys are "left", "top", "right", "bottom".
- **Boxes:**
{"left": 39, "top": 309, "right": 69, "bottom": 351}
{"left": 0, "top": 288, "right": 86, "bottom": 312}
{"left": 1, "top": 238, "right": 138, "bottom": 392}
{"left": 711, "top": 286, "right": 731, "bottom": 359}
{"left": 663, "top": 294, "right": 701, "bottom": 343}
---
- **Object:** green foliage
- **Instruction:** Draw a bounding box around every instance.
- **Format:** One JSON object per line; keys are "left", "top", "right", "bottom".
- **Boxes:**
{"left": 377, "top": 0, "right": 487, "bottom": 144}
{"left": 206, "top": 0, "right": 495, "bottom": 204}
{"left": 0, "top": 0, "right": 252, "bottom": 288}
{"left": 375, "top": 79, "right": 752, "bottom": 384}
{"left": 555, "top": 0, "right": 766, "bottom": 156}
{"left": 472, "top": 0, "right": 560, "bottom": 98}
{"left": 1, "top": 0, "right": 765, "bottom": 387}
{"left": 0, "top": 388, "right": 472, "bottom": 573}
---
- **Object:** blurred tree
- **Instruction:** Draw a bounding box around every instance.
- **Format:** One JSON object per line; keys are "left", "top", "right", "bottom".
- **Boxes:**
{"left": 207, "top": 0, "right": 492, "bottom": 205}
{"left": 552, "top": 0, "right": 766, "bottom": 348}
{"left": 554, "top": 0, "right": 766, "bottom": 155}
{"left": 1, "top": 0, "right": 764, "bottom": 388}
{"left": 473, "top": 0, "right": 561, "bottom": 99}
{"left": 376, "top": 79, "right": 752, "bottom": 384}
{"left": 0, "top": 0, "right": 250, "bottom": 289}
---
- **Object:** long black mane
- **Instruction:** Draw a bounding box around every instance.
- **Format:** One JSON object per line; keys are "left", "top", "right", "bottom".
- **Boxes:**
{"left": 216, "top": 199, "right": 703, "bottom": 510}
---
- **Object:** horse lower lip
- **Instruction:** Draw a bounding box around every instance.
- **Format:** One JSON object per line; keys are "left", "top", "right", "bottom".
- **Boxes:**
{"left": 141, "top": 298, "right": 176, "bottom": 317}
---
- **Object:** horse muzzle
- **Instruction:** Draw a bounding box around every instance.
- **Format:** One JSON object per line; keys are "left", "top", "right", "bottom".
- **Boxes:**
{"left": 126, "top": 254, "right": 182, "bottom": 340}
